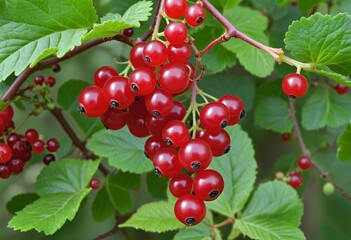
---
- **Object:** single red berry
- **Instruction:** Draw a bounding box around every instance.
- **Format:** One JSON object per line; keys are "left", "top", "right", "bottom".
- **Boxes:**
{"left": 34, "top": 76, "right": 45, "bottom": 86}
{"left": 169, "top": 173, "right": 193, "bottom": 198}
{"left": 103, "top": 76, "right": 135, "bottom": 109}
{"left": 199, "top": 102, "right": 229, "bottom": 134}
{"left": 90, "top": 178, "right": 100, "bottom": 189}
{"left": 127, "top": 112, "right": 150, "bottom": 138}
{"left": 152, "top": 147, "right": 182, "bottom": 178}
{"left": 164, "top": 22, "right": 188, "bottom": 46}
{"left": 123, "top": 28, "right": 134, "bottom": 37}
{"left": 288, "top": 174, "right": 303, "bottom": 189}
{"left": 334, "top": 83, "right": 348, "bottom": 95}
{"left": 218, "top": 95, "right": 245, "bottom": 125}
{"left": 162, "top": 120, "right": 189, "bottom": 147}
{"left": 168, "top": 43, "right": 191, "bottom": 64}
{"left": 197, "top": 130, "right": 231, "bottom": 157}
{"left": 4, "top": 120, "right": 15, "bottom": 132}
{"left": 8, "top": 140, "right": 27, "bottom": 158}
{"left": 167, "top": 101, "right": 187, "bottom": 121}
{"left": 281, "top": 133, "right": 291, "bottom": 142}
{"left": 145, "top": 115, "right": 168, "bottom": 137}
{"left": 185, "top": 4, "right": 206, "bottom": 27}
{"left": 101, "top": 108, "right": 129, "bottom": 130}
{"left": 145, "top": 89, "right": 174, "bottom": 117}
{"left": 7, "top": 158, "right": 24, "bottom": 173}
{"left": 46, "top": 138, "right": 60, "bottom": 152}
{"left": 78, "top": 86, "right": 109, "bottom": 118}
{"left": 158, "top": 63, "right": 189, "bottom": 94}
{"left": 0, "top": 164, "right": 11, "bottom": 179}
{"left": 0, "top": 105, "right": 14, "bottom": 122}
{"left": 174, "top": 194, "right": 206, "bottom": 226}
{"left": 144, "top": 136, "right": 167, "bottom": 160}
{"left": 7, "top": 133, "right": 19, "bottom": 145}
{"left": 178, "top": 139, "right": 212, "bottom": 172}
{"left": 298, "top": 155, "right": 312, "bottom": 170}
{"left": 282, "top": 73, "right": 308, "bottom": 98}
{"left": 164, "top": 0, "right": 187, "bottom": 18}
{"left": 32, "top": 139, "right": 45, "bottom": 154}
{"left": 45, "top": 76, "right": 56, "bottom": 87}
{"left": 143, "top": 40, "right": 168, "bottom": 67}
{"left": 43, "top": 154, "right": 55, "bottom": 165}
{"left": 193, "top": 169, "right": 224, "bottom": 201}
{"left": 130, "top": 42, "right": 153, "bottom": 69}
{"left": 94, "top": 66, "right": 119, "bottom": 88}
{"left": 0, "top": 143, "right": 12, "bottom": 164}
{"left": 129, "top": 68, "right": 157, "bottom": 96}
{"left": 25, "top": 129, "right": 39, "bottom": 143}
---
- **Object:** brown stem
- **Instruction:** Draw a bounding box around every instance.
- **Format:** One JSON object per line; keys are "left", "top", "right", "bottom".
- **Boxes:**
{"left": 94, "top": 225, "right": 119, "bottom": 240}
{"left": 95, "top": 212, "right": 131, "bottom": 240}
{"left": 139, "top": 0, "right": 163, "bottom": 41}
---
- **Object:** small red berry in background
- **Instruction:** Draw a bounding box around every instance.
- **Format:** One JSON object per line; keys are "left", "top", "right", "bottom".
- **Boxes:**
{"left": 90, "top": 178, "right": 100, "bottom": 189}
{"left": 43, "top": 154, "right": 56, "bottom": 165}
{"left": 123, "top": 28, "right": 134, "bottom": 37}
{"left": 45, "top": 76, "right": 56, "bottom": 87}
{"left": 282, "top": 73, "right": 308, "bottom": 98}
{"left": 288, "top": 172, "right": 303, "bottom": 189}
{"left": 334, "top": 83, "right": 348, "bottom": 95}
{"left": 34, "top": 76, "right": 45, "bottom": 86}
{"left": 298, "top": 155, "right": 312, "bottom": 170}
{"left": 281, "top": 133, "right": 291, "bottom": 142}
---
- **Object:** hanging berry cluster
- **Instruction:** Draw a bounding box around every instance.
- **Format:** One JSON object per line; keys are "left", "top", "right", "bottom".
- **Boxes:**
{"left": 78, "top": 0, "right": 245, "bottom": 226}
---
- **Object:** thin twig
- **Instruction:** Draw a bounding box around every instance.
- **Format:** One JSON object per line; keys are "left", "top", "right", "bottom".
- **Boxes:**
{"left": 139, "top": 0, "right": 163, "bottom": 41}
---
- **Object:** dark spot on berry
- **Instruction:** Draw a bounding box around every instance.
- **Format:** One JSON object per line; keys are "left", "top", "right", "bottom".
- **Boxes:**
{"left": 131, "top": 83, "right": 138, "bottom": 92}
{"left": 165, "top": 139, "right": 173, "bottom": 146}
{"left": 185, "top": 217, "right": 195, "bottom": 225}
{"left": 224, "top": 146, "right": 231, "bottom": 154}
{"left": 191, "top": 162, "right": 200, "bottom": 170}
{"left": 135, "top": 95, "right": 140, "bottom": 101}
{"left": 110, "top": 101, "right": 119, "bottom": 108}
{"left": 196, "top": 17, "right": 204, "bottom": 24}
{"left": 78, "top": 105, "right": 85, "bottom": 113}
{"left": 154, "top": 168, "right": 161, "bottom": 176}
{"left": 221, "top": 120, "right": 228, "bottom": 128}
{"left": 240, "top": 109, "right": 245, "bottom": 119}
{"left": 153, "top": 111, "right": 160, "bottom": 117}
{"left": 144, "top": 151, "right": 149, "bottom": 159}
{"left": 209, "top": 190, "right": 219, "bottom": 198}
{"left": 145, "top": 56, "right": 151, "bottom": 63}
{"left": 122, "top": 108, "right": 128, "bottom": 112}
{"left": 288, "top": 95, "right": 296, "bottom": 99}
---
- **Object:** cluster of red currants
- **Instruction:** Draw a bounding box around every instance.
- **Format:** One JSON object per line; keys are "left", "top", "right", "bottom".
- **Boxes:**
{"left": 0, "top": 106, "right": 60, "bottom": 179}
{"left": 77, "top": 0, "right": 246, "bottom": 226}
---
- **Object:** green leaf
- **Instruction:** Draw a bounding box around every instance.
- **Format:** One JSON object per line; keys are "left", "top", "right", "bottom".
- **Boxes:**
{"left": 57, "top": 79, "right": 103, "bottom": 136}
{"left": 314, "top": 66, "right": 351, "bottom": 87}
{"left": 174, "top": 223, "right": 222, "bottom": 240}
{"left": 8, "top": 159, "right": 100, "bottom": 235}
{"left": 207, "top": 125, "right": 257, "bottom": 217}
{"left": 223, "top": 6, "right": 275, "bottom": 77}
{"left": 302, "top": 88, "right": 351, "bottom": 130}
{"left": 337, "top": 123, "right": 351, "bottom": 162}
{"left": 119, "top": 201, "right": 183, "bottom": 233}
{"left": 0, "top": 0, "right": 97, "bottom": 81}
{"left": 146, "top": 172, "right": 168, "bottom": 199}
{"left": 6, "top": 193, "right": 39, "bottom": 215}
{"left": 285, "top": 13, "right": 351, "bottom": 76}
{"left": 87, "top": 127, "right": 153, "bottom": 173}
{"left": 83, "top": 1, "right": 153, "bottom": 42}
{"left": 234, "top": 181, "right": 305, "bottom": 240}
{"left": 254, "top": 97, "right": 293, "bottom": 133}
{"left": 92, "top": 187, "right": 115, "bottom": 222}
{"left": 298, "top": 0, "right": 327, "bottom": 15}
{"left": 201, "top": 44, "right": 237, "bottom": 75}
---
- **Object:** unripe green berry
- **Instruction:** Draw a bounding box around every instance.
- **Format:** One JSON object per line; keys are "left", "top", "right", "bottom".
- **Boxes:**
{"left": 323, "top": 182, "right": 335, "bottom": 195}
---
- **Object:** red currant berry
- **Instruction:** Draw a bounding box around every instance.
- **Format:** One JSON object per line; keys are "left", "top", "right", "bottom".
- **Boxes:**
{"left": 144, "top": 136, "right": 167, "bottom": 160}
{"left": 127, "top": 113, "right": 150, "bottom": 138}
{"left": 123, "top": 28, "right": 134, "bottom": 37}
{"left": 129, "top": 68, "right": 157, "bottom": 96}
{"left": 130, "top": 42, "right": 153, "bottom": 69}
{"left": 174, "top": 194, "right": 206, "bottom": 226}
{"left": 8, "top": 140, "right": 28, "bottom": 158}
{"left": 101, "top": 108, "right": 129, "bottom": 130}
{"left": 43, "top": 154, "right": 55, "bottom": 165}
{"left": 44, "top": 76, "right": 56, "bottom": 87}
{"left": 167, "top": 101, "right": 187, "bottom": 121}
{"left": 169, "top": 173, "right": 193, "bottom": 198}
{"left": 199, "top": 102, "right": 229, "bottom": 134}
{"left": 164, "top": 22, "right": 188, "bottom": 46}
{"left": 282, "top": 73, "right": 308, "bottom": 98}
{"left": 78, "top": 86, "right": 109, "bottom": 118}
{"left": 94, "top": 66, "right": 119, "bottom": 88}
{"left": 334, "top": 83, "right": 348, "bottom": 95}
{"left": 193, "top": 169, "right": 224, "bottom": 201}
{"left": 34, "top": 76, "right": 45, "bottom": 86}
{"left": 129, "top": 96, "right": 148, "bottom": 117}
{"left": 25, "top": 129, "right": 39, "bottom": 143}
{"left": 0, "top": 164, "right": 11, "bottom": 179}
{"left": 288, "top": 174, "right": 303, "bottom": 189}
{"left": 0, "top": 105, "right": 14, "bottom": 123}
{"left": 152, "top": 147, "right": 182, "bottom": 178}
{"left": 145, "top": 115, "right": 168, "bottom": 137}
{"left": 185, "top": 4, "right": 206, "bottom": 27}
{"left": 7, "top": 133, "right": 19, "bottom": 145}
{"left": 143, "top": 40, "right": 168, "bottom": 67}
{"left": 46, "top": 138, "right": 60, "bottom": 152}
{"left": 145, "top": 89, "right": 174, "bottom": 117}
{"left": 90, "top": 178, "right": 100, "bottom": 189}
{"left": 164, "top": 0, "right": 187, "bottom": 18}
{"left": 197, "top": 130, "right": 231, "bottom": 157}
{"left": 168, "top": 43, "right": 191, "bottom": 64}
{"left": 178, "top": 139, "right": 212, "bottom": 172}
{"left": 0, "top": 143, "right": 12, "bottom": 163}
{"left": 158, "top": 63, "right": 189, "bottom": 94}
{"left": 7, "top": 158, "right": 24, "bottom": 173}
{"left": 162, "top": 120, "right": 189, "bottom": 147}
{"left": 281, "top": 133, "right": 291, "bottom": 142}
{"left": 103, "top": 76, "right": 135, "bottom": 109}
{"left": 218, "top": 95, "right": 245, "bottom": 125}
{"left": 298, "top": 155, "right": 312, "bottom": 170}
{"left": 22, "top": 151, "right": 32, "bottom": 163}
{"left": 32, "top": 139, "right": 45, "bottom": 154}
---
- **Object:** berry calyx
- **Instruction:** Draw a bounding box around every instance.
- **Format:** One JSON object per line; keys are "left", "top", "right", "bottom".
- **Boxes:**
{"left": 193, "top": 169, "right": 224, "bottom": 201}
{"left": 297, "top": 155, "right": 312, "bottom": 170}
{"left": 282, "top": 73, "right": 308, "bottom": 98}
{"left": 174, "top": 194, "right": 206, "bottom": 226}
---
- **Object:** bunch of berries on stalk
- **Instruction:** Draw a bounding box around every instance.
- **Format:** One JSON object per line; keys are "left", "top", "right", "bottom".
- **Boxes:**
{"left": 78, "top": 0, "right": 245, "bottom": 226}
{"left": 0, "top": 106, "right": 60, "bottom": 179}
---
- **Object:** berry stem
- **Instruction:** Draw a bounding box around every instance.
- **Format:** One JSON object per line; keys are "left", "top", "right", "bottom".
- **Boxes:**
{"left": 151, "top": 0, "right": 166, "bottom": 40}
{"left": 280, "top": 55, "right": 314, "bottom": 72}
{"left": 289, "top": 98, "right": 351, "bottom": 201}
{"left": 138, "top": 0, "right": 163, "bottom": 41}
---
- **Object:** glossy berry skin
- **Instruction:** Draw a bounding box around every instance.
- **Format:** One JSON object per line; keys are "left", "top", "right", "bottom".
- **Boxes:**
{"left": 144, "top": 136, "right": 167, "bottom": 160}
{"left": 8, "top": 140, "right": 29, "bottom": 158}
{"left": 129, "top": 68, "right": 157, "bottom": 96}
{"left": 169, "top": 173, "right": 193, "bottom": 198}
{"left": 174, "top": 194, "right": 206, "bottom": 226}
{"left": 127, "top": 113, "right": 150, "bottom": 138}
{"left": 0, "top": 164, "right": 11, "bottom": 179}
{"left": 162, "top": 120, "right": 189, "bottom": 147}
{"left": 164, "top": 0, "right": 187, "bottom": 18}
{"left": 185, "top": 4, "right": 206, "bottom": 27}
{"left": 34, "top": 76, "right": 45, "bottom": 86}
{"left": 288, "top": 173, "right": 303, "bottom": 189}
{"left": 46, "top": 138, "right": 60, "bottom": 152}
{"left": 8, "top": 158, "right": 24, "bottom": 173}
{"left": 143, "top": 40, "right": 168, "bottom": 67}
{"left": 167, "top": 101, "right": 187, "bottom": 121}
{"left": 94, "top": 66, "right": 119, "bottom": 88}
{"left": 145, "top": 89, "right": 174, "bottom": 117}
{"left": 103, "top": 76, "right": 135, "bottom": 109}
{"left": 152, "top": 147, "right": 182, "bottom": 178}
{"left": 25, "top": 129, "right": 39, "bottom": 143}
{"left": 193, "top": 169, "right": 224, "bottom": 201}
{"left": 178, "top": 139, "right": 212, "bottom": 172}
{"left": 123, "top": 28, "right": 134, "bottom": 37}
{"left": 45, "top": 76, "right": 56, "bottom": 87}
{"left": 78, "top": 86, "right": 109, "bottom": 118}
{"left": 43, "top": 154, "right": 55, "bottom": 165}
{"left": 282, "top": 73, "right": 308, "bottom": 98}
{"left": 129, "top": 96, "right": 148, "bottom": 117}
{"left": 101, "top": 108, "right": 129, "bottom": 130}
{"left": 145, "top": 115, "right": 168, "bottom": 137}
{"left": 168, "top": 43, "right": 191, "bottom": 64}
{"left": 334, "top": 83, "right": 348, "bottom": 95}
{"left": 0, "top": 143, "right": 12, "bottom": 163}
{"left": 298, "top": 155, "right": 312, "bottom": 170}
{"left": 218, "top": 95, "right": 245, "bottom": 125}
{"left": 199, "top": 102, "right": 229, "bottom": 134}
{"left": 164, "top": 22, "right": 188, "bottom": 46}
{"left": 32, "top": 139, "right": 45, "bottom": 154}
{"left": 90, "top": 178, "right": 100, "bottom": 189}
{"left": 0, "top": 105, "right": 14, "bottom": 122}
{"left": 197, "top": 130, "right": 231, "bottom": 157}
{"left": 130, "top": 42, "right": 153, "bottom": 69}
{"left": 158, "top": 63, "right": 189, "bottom": 94}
